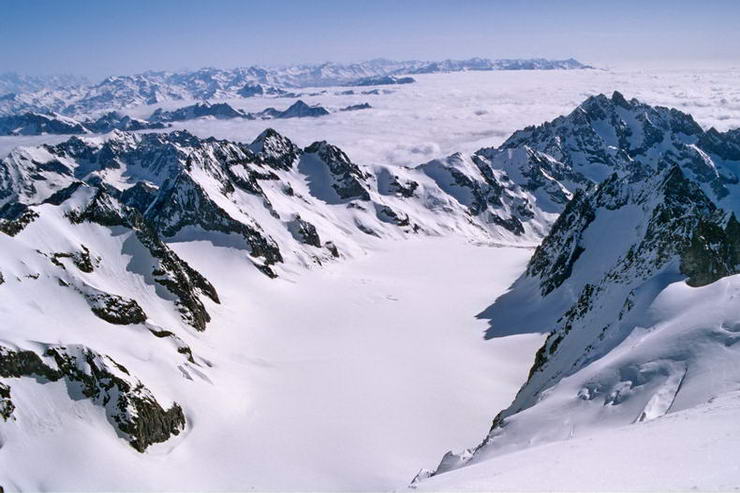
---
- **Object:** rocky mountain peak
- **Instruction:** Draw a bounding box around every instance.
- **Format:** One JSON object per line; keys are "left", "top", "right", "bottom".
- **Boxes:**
{"left": 248, "top": 128, "right": 301, "bottom": 170}
{"left": 303, "top": 141, "right": 371, "bottom": 201}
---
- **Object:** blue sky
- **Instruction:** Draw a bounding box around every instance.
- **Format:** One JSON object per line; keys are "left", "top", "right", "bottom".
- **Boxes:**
{"left": 2, "top": 0, "right": 738, "bottom": 78}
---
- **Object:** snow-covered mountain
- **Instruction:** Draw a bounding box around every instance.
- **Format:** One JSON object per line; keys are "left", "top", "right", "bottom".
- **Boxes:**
{"left": 6, "top": 90, "right": 739, "bottom": 489}
{"left": 0, "top": 120, "right": 575, "bottom": 467}
{"left": 348, "top": 75, "right": 416, "bottom": 86}
{"left": 414, "top": 92, "right": 740, "bottom": 486}
{"left": 0, "top": 73, "right": 88, "bottom": 96}
{"left": 148, "top": 102, "right": 252, "bottom": 122}
{"left": 0, "top": 111, "right": 167, "bottom": 136}
{"left": 0, "top": 100, "right": 335, "bottom": 136}
{"left": 258, "top": 100, "right": 330, "bottom": 119}
{"left": 406, "top": 57, "right": 590, "bottom": 74}
{"left": 135, "top": 100, "right": 332, "bottom": 123}
{"left": 0, "top": 112, "right": 90, "bottom": 136}
{"left": 0, "top": 58, "right": 592, "bottom": 117}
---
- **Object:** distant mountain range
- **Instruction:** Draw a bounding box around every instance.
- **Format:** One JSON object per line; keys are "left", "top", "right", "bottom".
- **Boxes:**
{"left": 0, "top": 72, "right": 89, "bottom": 96}
{"left": 0, "top": 100, "right": 357, "bottom": 136}
{"left": 0, "top": 111, "right": 166, "bottom": 136}
{"left": 150, "top": 100, "right": 331, "bottom": 123}
{"left": 0, "top": 58, "right": 592, "bottom": 117}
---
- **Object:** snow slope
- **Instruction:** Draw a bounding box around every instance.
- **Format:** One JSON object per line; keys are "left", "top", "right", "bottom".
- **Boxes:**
{"left": 0, "top": 237, "right": 543, "bottom": 491}
{"left": 416, "top": 389, "right": 740, "bottom": 492}
{"left": 413, "top": 95, "right": 740, "bottom": 490}
{"left": 0, "top": 121, "right": 556, "bottom": 489}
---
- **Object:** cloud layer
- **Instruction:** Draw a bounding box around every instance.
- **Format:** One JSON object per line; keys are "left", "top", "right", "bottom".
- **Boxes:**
{"left": 3, "top": 66, "right": 739, "bottom": 165}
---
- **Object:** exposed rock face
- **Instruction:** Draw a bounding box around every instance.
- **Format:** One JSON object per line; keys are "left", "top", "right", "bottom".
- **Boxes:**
{"left": 349, "top": 75, "right": 415, "bottom": 86}
{"left": 526, "top": 188, "right": 596, "bottom": 295}
{"left": 0, "top": 111, "right": 165, "bottom": 136}
{"left": 146, "top": 172, "right": 282, "bottom": 266}
{"left": 499, "top": 91, "right": 729, "bottom": 197}
{"left": 0, "top": 344, "right": 185, "bottom": 452}
{"left": 0, "top": 203, "right": 38, "bottom": 236}
{"left": 513, "top": 166, "right": 725, "bottom": 384}
{"left": 236, "top": 83, "right": 286, "bottom": 97}
{"left": 84, "top": 111, "right": 166, "bottom": 132}
{"left": 0, "top": 124, "right": 574, "bottom": 252}
{"left": 248, "top": 128, "right": 302, "bottom": 171}
{"left": 680, "top": 213, "right": 740, "bottom": 287}
{"left": 133, "top": 221, "right": 220, "bottom": 330}
{"left": 418, "top": 152, "right": 535, "bottom": 235}
{"left": 340, "top": 103, "right": 372, "bottom": 112}
{"left": 69, "top": 187, "right": 220, "bottom": 331}
{"left": 385, "top": 174, "right": 418, "bottom": 198}
{"left": 148, "top": 100, "right": 330, "bottom": 124}
{"left": 149, "top": 102, "right": 250, "bottom": 122}
{"left": 120, "top": 181, "right": 158, "bottom": 213}
{"left": 0, "top": 382, "right": 13, "bottom": 421}
{"left": 287, "top": 215, "right": 322, "bottom": 248}
{"left": 259, "top": 100, "right": 329, "bottom": 119}
{"left": 6, "top": 94, "right": 740, "bottom": 469}
{"left": 304, "top": 141, "right": 371, "bottom": 201}
{"left": 0, "top": 112, "right": 89, "bottom": 136}
{"left": 325, "top": 241, "right": 340, "bottom": 258}
{"left": 375, "top": 204, "right": 412, "bottom": 227}
{"left": 51, "top": 245, "right": 98, "bottom": 273}
{"left": 86, "top": 291, "right": 148, "bottom": 325}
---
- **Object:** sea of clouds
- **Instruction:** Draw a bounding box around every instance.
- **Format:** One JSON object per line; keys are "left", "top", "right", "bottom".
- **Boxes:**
{"left": 2, "top": 65, "right": 739, "bottom": 165}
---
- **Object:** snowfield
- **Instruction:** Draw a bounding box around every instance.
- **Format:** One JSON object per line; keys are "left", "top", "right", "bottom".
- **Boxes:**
{"left": 415, "top": 389, "right": 740, "bottom": 492}
{"left": 0, "top": 237, "right": 543, "bottom": 491}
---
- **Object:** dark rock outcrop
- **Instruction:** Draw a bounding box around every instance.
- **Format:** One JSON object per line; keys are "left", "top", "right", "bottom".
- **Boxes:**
{"left": 86, "top": 291, "right": 148, "bottom": 325}
{"left": 258, "top": 100, "right": 329, "bottom": 119}
{"left": 0, "top": 203, "right": 38, "bottom": 237}
{"left": 0, "top": 112, "right": 88, "bottom": 136}
{"left": 248, "top": 128, "right": 302, "bottom": 171}
{"left": 287, "top": 215, "right": 322, "bottom": 248}
{"left": 0, "top": 344, "right": 185, "bottom": 452}
{"left": 0, "top": 381, "right": 14, "bottom": 420}
{"left": 70, "top": 187, "right": 220, "bottom": 330}
{"left": 149, "top": 102, "right": 249, "bottom": 122}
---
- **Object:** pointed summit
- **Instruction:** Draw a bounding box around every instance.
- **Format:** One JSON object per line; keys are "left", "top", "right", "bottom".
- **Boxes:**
{"left": 611, "top": 90, "right": 630, "bottom": 107}
{"left": 280, "top": 100, "right": 330, "bottom": 118}
{"left": 248, "top": 128, "right": 301, "bottom": 170}
{"left": 302, "top": 141, "right": 370, "bottom": 201}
